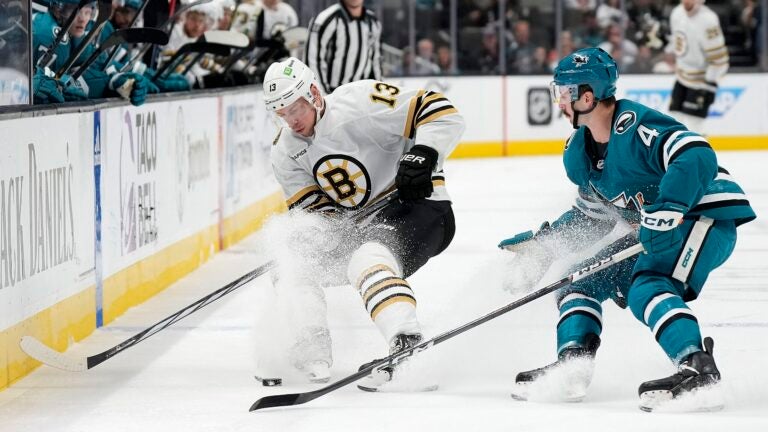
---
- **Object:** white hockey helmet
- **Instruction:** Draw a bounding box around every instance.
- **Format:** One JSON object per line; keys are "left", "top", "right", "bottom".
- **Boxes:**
{"left": 263, "top": 57, "right": 319, "bottom": 112}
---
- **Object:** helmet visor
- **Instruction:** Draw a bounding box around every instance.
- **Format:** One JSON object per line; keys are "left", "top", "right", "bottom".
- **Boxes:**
{"left": 271, "top": 97, "right": 315, "bottom": 128}
{"left": 549, "top": 81, "right": 580, "bottom": 104}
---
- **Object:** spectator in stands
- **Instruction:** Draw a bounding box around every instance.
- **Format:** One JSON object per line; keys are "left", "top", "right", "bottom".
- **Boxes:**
{"left": 305, "top": 0, "right": 382, "bottom": 94}
{"left": 410, "top": 38, "right": 441, "bottom": 76}
{"left": 32, "top": 0, "right": 156, "bottom": 105}
{"left": 598, "top": 24, "right": 638, "bottom": 69}
{"left": 472, "top": 23, "right": 512, "bottom": 75}
{"left": 530, "top": 46, "right": 551, "bottom": 74}
{"left": 596, "top": 0, "right": 628, "bottom": 30}
{"left": 576, "top": 10, "right": 605, "bottom": 48}
{"left": 628, "top": 45, "right": 655, "bottom": 73}
{"left": 436, "top": 44, "right": 457, "bottom": 75}
{"left": 458, "top": 0, "right": 496, "bottom": 28}
{"left": 509, "top": 20, "right": 539, "bottom": 74}
{"left": 565, "top": 0, "right": 597, "bottom": 13}
{"left": 549, "top": 30, "right": 579, "bottom": 70}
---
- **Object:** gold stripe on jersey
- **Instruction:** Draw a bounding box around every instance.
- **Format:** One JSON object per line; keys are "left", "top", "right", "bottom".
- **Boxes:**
{"left": 432, "top": 179, "right": 445, "bottom": 187}
{"left": 403, "top": 89, "right": 426, "bottom": 139}
{"left": 272, "top": 128, "right": 283, "bottom": 146}
{"left": 306, "top": 194, "right": 335, "bottom": 212}
{"left": 706, "top": 52, "right": 729, "bottom": 63}
{"left": 416, "top": 92, "right": 448, "bottom": 117}
{"left": 286, "top": 185, "right": 322, "bottom": 208}
{"left": 416, "top": 107, "right": 459, "bottom": 128}
{"left": 370, "top": 295, "right": 417, "bottom": 320}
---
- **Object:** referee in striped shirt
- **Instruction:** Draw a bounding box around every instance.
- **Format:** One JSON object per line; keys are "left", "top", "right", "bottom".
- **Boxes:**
{"left": 305, "top": 0, "right": 383, "bottom": 94}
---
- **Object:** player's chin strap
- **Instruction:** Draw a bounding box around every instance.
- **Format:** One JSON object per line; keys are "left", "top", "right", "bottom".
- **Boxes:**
{"left": 570, "top": 99, "right": 599, "bottom": 129}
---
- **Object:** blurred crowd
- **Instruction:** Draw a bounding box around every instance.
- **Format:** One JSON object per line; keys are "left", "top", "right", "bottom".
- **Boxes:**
{"left": 1, "top": 0, "right": 766, "bottom": 107}
{"left": 383, "top": 0, "right": 764, "bottom": 76}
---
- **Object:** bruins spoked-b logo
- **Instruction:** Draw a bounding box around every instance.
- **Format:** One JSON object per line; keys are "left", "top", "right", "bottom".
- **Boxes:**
{"left": 313, "top": 155, "right": 371, "bottom": 208}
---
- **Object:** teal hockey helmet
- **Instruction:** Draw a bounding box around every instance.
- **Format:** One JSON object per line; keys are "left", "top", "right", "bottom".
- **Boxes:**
{"left": 551, "top": 47, "right": 618, "bottom": 103}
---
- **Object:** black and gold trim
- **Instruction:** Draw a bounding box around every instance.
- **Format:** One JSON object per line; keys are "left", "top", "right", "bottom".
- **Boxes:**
{"left": 403, "top": 90, "right": 458, "bottom": 139}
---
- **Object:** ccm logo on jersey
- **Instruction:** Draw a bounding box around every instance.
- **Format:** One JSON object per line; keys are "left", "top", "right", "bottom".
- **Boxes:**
{"left": 401, "top": 154, "right": 427, "bottom": 165}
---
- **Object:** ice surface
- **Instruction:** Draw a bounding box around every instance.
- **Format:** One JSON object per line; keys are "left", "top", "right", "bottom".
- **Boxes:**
{"left": 1, "top": 153, "right": 766, "bottom": 432}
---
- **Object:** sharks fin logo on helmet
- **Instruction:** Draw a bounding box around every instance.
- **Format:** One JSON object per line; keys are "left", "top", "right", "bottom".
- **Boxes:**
{"left": 573, "top": 54, "right": 589, "bottom": 66}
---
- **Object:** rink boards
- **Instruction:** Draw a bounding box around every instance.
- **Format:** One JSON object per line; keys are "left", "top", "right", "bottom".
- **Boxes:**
{"left": 2, "top": 73, "right": 767, "bottom": 390}
{"left": 0, "top": 90, "right": 284, "bottom": 390}
{"left": 392, "top": 73, "right": 768, "bottom": 157}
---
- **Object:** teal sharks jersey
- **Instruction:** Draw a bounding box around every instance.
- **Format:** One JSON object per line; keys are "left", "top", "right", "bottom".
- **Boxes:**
{"left": 563, "top": 99, "right": 755, "bottom": 226}
{"left": 33, "top": 12, "right": 110, "bottom": 98}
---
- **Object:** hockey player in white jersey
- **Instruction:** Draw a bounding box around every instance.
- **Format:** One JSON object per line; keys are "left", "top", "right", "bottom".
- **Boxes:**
{"left": 262, "top": 57, "right": 464, "bottom": 388}
{"left": 667, "top": 0, "right": 729, "bottom": 134}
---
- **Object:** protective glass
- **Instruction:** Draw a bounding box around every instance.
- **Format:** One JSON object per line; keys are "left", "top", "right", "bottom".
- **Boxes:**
{"left": 549, "top": 81, "right": 579, "bottom": 104}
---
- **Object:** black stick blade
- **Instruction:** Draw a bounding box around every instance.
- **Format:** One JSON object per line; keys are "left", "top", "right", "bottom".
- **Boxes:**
{"left": 249, "top": 393, "right": 303, "bottom": 411}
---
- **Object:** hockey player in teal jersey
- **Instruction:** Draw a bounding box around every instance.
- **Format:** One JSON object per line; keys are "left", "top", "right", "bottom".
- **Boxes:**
{"left": 33, "top": 0, "right": 157, "bottom": 105}
{"left": 500, "top": 47, "right": 755, "bottom": 411}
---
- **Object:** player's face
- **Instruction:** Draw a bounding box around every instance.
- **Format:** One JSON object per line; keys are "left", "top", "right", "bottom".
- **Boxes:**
{"left": 553, "top": 85, "right": 577, "bottom": 121}
{"left": 275, "top": 98, "right": 316, "bottom": 137}
{"left": 184, "top": 12, "right": 209, "bottom": 38}
{"left": 682, "top": 0, "right": 700, "bottom": 14}
{"left": 70, "top": 5, "right": 95, "bottom": 37}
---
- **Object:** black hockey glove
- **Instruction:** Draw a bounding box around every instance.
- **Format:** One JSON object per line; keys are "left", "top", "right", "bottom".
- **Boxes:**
{"left": 395, "top": 145, "right": 438, "bottom": 200}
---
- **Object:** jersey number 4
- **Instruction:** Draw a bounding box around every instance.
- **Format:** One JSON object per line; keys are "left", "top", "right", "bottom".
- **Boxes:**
{"left": 370, "top": 82, "right": 400, "bottom": 108}
{"left": 637, "top": 124, "right": 659, "bottom": 147}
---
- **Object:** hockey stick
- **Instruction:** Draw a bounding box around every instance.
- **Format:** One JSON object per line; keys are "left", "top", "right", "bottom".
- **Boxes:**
{"left": 70, "top": 28, "right": 169, "bottom": 81}
{"left": 119, "top": 0, "right": 214, "bottom": 73}
{"left": 248, "top": 241, "right": 645, "bottom": 411}
{"left": 55, "top": 0, "right": 113, "bottom": 79}
{"left": 20, "top": 192, "right": 400, "bottom": 372}
{"left": 101, "top": 0, "right": 152, "bottom": 69}
{"left": 152, "top": 31, "right": 249, "bottom": 80}
{"left": 36, "top": 0, "right": 95, "bottom": 68}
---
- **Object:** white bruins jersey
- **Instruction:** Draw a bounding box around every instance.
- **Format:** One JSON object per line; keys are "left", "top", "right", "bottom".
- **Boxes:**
{"left": 669, "top": 4, "right": 729, "bottom": 88}
{"left": 271, "top": 79, "right": 465, "bottom": 211}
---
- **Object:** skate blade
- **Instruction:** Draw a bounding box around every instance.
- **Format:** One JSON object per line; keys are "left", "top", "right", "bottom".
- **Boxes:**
{"left": 639, "top": 385, "right": 725, "bottom": 413}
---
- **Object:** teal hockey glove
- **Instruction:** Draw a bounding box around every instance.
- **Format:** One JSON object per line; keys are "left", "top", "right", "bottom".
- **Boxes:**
{"left": 639, "top": 202, "right": 687, "bottom": 254}
{"left": 60, "top": 75, "right": 89, "bottom": 101}
{"left": 498, "top": 221, "right": 551, "bottom": 251}
{"left": 109, "top": 72, "right": 159, "bottom": 106}
{"left": 155, "top": 73, "right": 191, "bottom": 92}
{"left": 33, "top": 68, "right": 64, "bottom": 104}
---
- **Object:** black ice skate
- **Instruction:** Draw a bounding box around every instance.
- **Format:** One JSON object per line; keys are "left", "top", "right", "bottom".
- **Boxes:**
{"left": 511, "top": 334, "right": 600, "bottom": 402}
{"left": 638, "top": 337, "right": 723, "bottom": 412}
{"left": 357, "top": 333, "right": 437, "bottom": 392}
